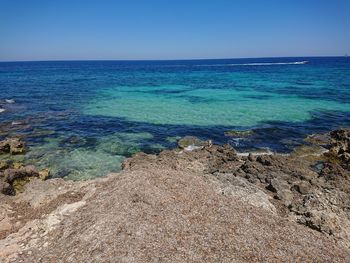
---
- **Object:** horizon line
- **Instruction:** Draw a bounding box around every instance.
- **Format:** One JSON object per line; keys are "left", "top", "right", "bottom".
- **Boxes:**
{"left": 0, "top": 55, "right": 348, "bottom": 63}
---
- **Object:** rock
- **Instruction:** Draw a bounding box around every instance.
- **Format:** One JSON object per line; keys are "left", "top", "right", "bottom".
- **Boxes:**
{"left": 275, "top": 189, "right": 294, "bottom": 206}
{"left": 248, "top": 153, "right": 255, "bottom": 162}
{"left": 267, "top": 178, "right": 290, "bottom": 193}
{"left": 12, "top": 177, "right": 32, "bottom": 194}
{"left": 177, "top": 136, "right": 206, "bottom": 149}
{"left": 330, "top": 129, "right": 350, "bottom": 153}
{"left": 0, "top": 181, "right": 14, "bottom": 195}
{"left": 257, "top": 155, "right": 272, "bottom": 166}
{"left": 0, "top": 160, "right": 10, "bottom": 170}
{"left": 293, "top": 181, "right": 311, "bottom": 195}
{"left": 39, "top": 169, "right": 50, "bottom": 180}
{"left": 13, "top": 162, "right": 24, "bottom": 169}
{"left": 328, "top": 129, "right": 350, "bottom": 169}
{"left": 291, "top": 145, "right": 328, "bottom": 158}
{"left": 303, "top": 211, "right": 338, "bottom": 235}
{"left": 224, "top": 130, "right": 254, "bottom": 137}
{"left": 0, "top": 138, "right": 26, "bottom": 155}
{"left": 4, "top": 165, "right": 39, "bottom": 184}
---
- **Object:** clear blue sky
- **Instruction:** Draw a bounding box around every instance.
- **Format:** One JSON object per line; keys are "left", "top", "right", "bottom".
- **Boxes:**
{"left": 0, "top": 0, "right": 349, "bottom": 61}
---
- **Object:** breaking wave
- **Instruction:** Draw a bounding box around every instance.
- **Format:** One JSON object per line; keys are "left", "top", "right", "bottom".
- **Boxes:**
{"left": 195, "top": 61, "right": 308, "bottom": 67}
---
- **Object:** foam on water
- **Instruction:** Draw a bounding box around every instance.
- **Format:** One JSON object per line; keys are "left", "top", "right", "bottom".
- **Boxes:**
{"left": 195, "top": 61, "right": 308, "bottom": 67}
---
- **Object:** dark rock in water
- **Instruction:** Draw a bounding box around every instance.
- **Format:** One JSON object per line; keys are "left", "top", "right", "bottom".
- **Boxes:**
{"left": 177, "top": 136, "right": 206, "bottom": 149}
{"left": 224, "top": 130, "right": 254, "bottom": 137}
{"left": 0, "top": 138, "right": 26, "bottom": 155}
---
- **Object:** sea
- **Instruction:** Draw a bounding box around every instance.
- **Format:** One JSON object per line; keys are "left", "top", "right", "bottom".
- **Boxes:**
{"left": 0, "top": 57, "right": 349, "bottom": 180}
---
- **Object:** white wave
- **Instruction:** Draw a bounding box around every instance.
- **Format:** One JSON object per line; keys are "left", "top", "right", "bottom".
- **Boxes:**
{"left": 5, "top": 99, "right": 15, "bottom": 104}
{"left": 195, "top": 61, "right": 308, "bottom": 67}
{"left": 11, "top": 121, "right": 22, "bottom": 126}
{"left": 0, "top": 108, "right": 5, "bottom": 113}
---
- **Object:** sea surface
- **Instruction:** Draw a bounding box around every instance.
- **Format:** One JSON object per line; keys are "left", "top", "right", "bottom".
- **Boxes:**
{"left": 0, "top": 57, "right": 350, "bottom": 180}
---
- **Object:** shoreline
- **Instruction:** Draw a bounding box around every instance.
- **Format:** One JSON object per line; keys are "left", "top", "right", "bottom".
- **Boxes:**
{"left": 1, "top": 128, "right": 350, "bottom": 262}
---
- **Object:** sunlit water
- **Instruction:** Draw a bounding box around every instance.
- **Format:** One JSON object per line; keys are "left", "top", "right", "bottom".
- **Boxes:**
{"left": 1, "top": 57, "right": 350, "bottom": 180}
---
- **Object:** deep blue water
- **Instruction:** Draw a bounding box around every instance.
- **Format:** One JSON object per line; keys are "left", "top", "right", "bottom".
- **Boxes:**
{"left": 0, "top": 57, "right": 350, "bottom": 179}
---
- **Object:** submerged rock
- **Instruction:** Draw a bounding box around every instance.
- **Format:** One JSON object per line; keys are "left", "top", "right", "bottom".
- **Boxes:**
{"left": 0, "top": 138, "right": 26, "bottom": 155}
{"left": 305, "top": 133, "right": 331, "bottom": 146}
{"left": 224, "top": 129, "right": 254, "bottom": 137}
{"left": 177, "top": 136, "right": 206, "bottom": 149}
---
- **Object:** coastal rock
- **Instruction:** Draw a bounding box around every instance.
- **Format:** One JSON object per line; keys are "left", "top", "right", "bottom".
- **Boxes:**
{"left": 293, "top": 181, "right": 311, "bottom": 195}
{"left": 0, "top": 138, "right": 26, "bottom": 155}
{"left": 0, "top": 181, "right": 14, "bottom": 195}
{"left": 0, "top": 165, "right": 41, "bottom": 195}
{"left": 39, "top": 169, "right": 50, "bottom": 180}
{"left": 4, "top": 165, "right": 39, "bottom": 183}
{"left": 267, "top": 178, "right": 290, "bottom": 193}
{"left": 0, "top": 160, "right": 10, "bottom": 170}
{"left": 328, "top": 128, "right": 350, "bottom": 169}
{"left": 1, "top": 130, "right": 350, "bottom": 262}
{"left": 1, "top": 147, "right": 350, "bottom": 263}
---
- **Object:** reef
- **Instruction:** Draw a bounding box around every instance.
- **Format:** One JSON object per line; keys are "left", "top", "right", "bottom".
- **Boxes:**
{"left": 0, "top": 129, "right": 350, "bottom": 262}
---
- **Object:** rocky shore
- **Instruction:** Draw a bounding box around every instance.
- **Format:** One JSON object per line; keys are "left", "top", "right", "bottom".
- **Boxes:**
{"left": 0, "top": 129, "right": 350, "bottom": 262}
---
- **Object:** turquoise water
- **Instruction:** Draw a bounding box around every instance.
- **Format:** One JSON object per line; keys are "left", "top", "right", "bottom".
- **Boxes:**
{"left": 0, "top": 57, "right": 350, "bottom": 179}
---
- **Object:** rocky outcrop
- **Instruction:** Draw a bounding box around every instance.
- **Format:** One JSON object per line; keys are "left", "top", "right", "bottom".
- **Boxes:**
{"left": 1, "top": 129, "right": 350, "bottom": 262}
{"left": 0, "top": 137, "right": 49, "bottom": 195}
{"left": 328, "top": 128, "right": 350, "bottom": 169}
{"left": 1, "top": 150, "right": 349, "bottom": 263}
{"left": 0, "top": 164, "right": 43, "bottom": 195}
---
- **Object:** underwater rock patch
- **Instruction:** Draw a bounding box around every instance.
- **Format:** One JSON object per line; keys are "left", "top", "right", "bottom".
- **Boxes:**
{"left": 177, "top": 136, "right": 207, "bottom": 149}
{"left": 224, "top": 130, "right": 254, "bottom": 137}
{"left": 0, "top": 138, "right": 26, "bottom": 155}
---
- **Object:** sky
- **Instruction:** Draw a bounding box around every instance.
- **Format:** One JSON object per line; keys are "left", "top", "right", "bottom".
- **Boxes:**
{"left": 0, "top": 0, "right": 349, "bottom": 61}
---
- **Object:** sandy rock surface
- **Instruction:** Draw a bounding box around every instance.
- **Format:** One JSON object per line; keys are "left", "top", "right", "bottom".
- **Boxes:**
{"left": 1, "top": 138, "right": 350, "bottom": 262}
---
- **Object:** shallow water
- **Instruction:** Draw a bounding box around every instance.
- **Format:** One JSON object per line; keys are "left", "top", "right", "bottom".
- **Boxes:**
{"left": 1, "top": 57, "right": 350, "bottom": 179}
